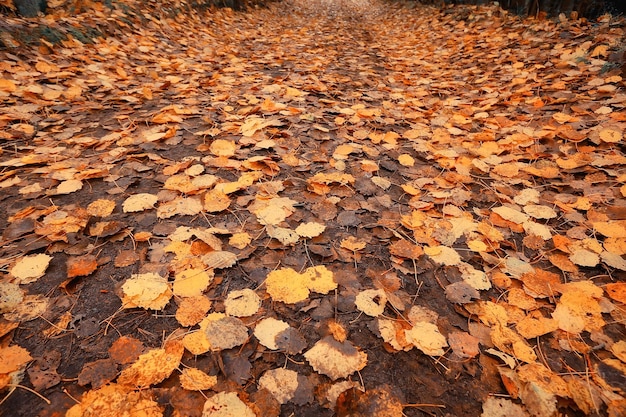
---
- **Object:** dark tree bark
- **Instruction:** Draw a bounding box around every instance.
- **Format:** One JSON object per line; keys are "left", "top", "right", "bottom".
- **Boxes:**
{"left": 14, "top": 0, "right": 47, "bottom": 17}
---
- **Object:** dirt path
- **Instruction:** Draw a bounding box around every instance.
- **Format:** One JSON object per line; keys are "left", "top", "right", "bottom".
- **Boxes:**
{"left": 1, "top": 1, "right": 625, "bottom": 416}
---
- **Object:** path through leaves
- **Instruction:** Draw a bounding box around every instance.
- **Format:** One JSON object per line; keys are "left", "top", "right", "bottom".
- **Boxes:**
{"left": 1, "top": 0, "right": 626, "bottom": 416}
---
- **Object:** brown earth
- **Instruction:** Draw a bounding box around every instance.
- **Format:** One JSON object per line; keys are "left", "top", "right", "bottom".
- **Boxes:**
{"left": 1, "top": 0, "right": 625, "bottom": 416}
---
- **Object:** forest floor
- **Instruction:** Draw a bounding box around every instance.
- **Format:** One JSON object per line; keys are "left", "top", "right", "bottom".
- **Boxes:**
{"left": 1, "top": 0, "right": 626, "bottom": 416}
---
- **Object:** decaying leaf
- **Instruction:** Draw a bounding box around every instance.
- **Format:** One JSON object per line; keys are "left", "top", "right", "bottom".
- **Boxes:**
{"left": 202, "top": 391, "right": 255, "bottom": 417}
{"left": 304, "top": 336, "right": 367, "bottom": 380}
{"left": 120, "top": 272, "right": 172, "bottom": 310}
{"left": 404, "top": 322, "right": 448, "bottom": 356}
{"left": 258, "top": 368, "right": 299, "bottom": 404}
{"left": 180, "top": 367, "right": 218, "bottom": 391}
{"left": 66, "top": 383, "right": 163, "bottom": 417}
{"left": 204, "top": 316, "right": 249, "bottom": 351}
{"left": 117, "top": 339, "right": 184, "bottom": 389}
{"left": 173, "top": 268, "right": 214, "bottom": 297}
{"left": 122, "top": 193, "right": 158, "bottom": 213}
{"left": 10, "top": 253, "right": 52, "bottom": 284}
{"left": 224, "top": 288, "right": 261, "bottom": 317}
{"left": 254, "top": 317, "right": 291, "bottom": 350}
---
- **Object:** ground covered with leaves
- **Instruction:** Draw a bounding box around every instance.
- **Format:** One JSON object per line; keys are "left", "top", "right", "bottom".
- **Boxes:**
{"left": 1, "top": 0, "right": 626, "bottom": 415}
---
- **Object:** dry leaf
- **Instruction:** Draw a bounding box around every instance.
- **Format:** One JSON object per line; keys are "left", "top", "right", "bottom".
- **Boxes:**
{"left": 355, "top": 289, "right": 387, "bottom": 317}
{"left": 202, "top": 392, "right": 255, "bottom": 417}
{"left": 405, "top": 322, "right": 448, "bottom": 356}
{"left": 10, "top": 253, "right": 52, "bottom": 284}
{"left": 204, "top": 316, "right": 249, "bottom": 351}
{"left": 122, "top": 193, "right": 158, "bottom": 213}
{"left": 258, "top": 368, "right": 299, "bottom": 404}
{"left": 173, "top": 269, "right": 214, "bottom": 297}
{"left": 66, "top": 384, "right": 163, "bottom": 417}
{"left": 304, "top": 336, "right": 367, "bottom": 380}
{"left": 117, "top": 339, "right": 184, "bottom": 389}
{"left": 224, "top": 289, "right": 261, "bottom": 317}
{"left": 180, "top": 367, "right": 217, "bottom": 391}
{"left": 121, "top": 273, "right": 172, "bottom": 310}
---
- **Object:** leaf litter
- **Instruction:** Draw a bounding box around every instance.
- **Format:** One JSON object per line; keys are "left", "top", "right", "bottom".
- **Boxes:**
{"left": 0, "top": 0, "right": 626, "bottom": 416}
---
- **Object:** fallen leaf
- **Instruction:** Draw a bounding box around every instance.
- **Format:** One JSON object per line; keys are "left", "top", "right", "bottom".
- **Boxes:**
{"left": 10, "top": 253, "right": 52, "bottom": 284}
{"left": 304, "top": 336, "right": 367, "bottom": 380}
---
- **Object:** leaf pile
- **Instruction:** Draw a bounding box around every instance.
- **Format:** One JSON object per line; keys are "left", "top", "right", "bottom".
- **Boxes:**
{"left": 1, "top": 0, "right": 625, "bottom": 416}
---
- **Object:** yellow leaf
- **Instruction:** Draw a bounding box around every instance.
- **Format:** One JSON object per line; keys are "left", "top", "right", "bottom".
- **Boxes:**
{"left": 229, "top": 232, "right": 252, "bottom": 249}
{"left": 355, "top": 289, "right": 387, "bottom": 317}
{"left": 87, "top": 199, "right": 116, "bottom": 217}
{"left": 204, "top": 189, "right": 231, "bottom": 213}
{"left": 340, "top": 236, "right": 366, "bottom": 252}
{"left": 302, "top": 265, "right": 336, "bottom": 294}
{"left": 180, "top": 368, "right": 217, "bottom": 391}
{"left": 66, "top": 384, "right": 163, "bottom": 417}
{"left": 55, "top": 179, "right": 83, "bottom": 195}
{"left": 254, "top": 317, "right": 290, "bottom": 350}
{"left": 398, "top": 154, "right": 415, "bottom": 167}
{"left": 405, "top": 322, "right": 448, "bottom": 356}
{"left": 224, "top": 289, "right": 261, "bottom": 317}
{"left": 209, "top": 139, "right": 237, "bottom": 157}
{"left": 10, "top": 253, "right": 52, "bottom": 284}
{"left": 122, "top": 193, "right": 158, "bottom": 213}
{"left": 265, "top": 268, "right": 310, "bottom": 304}
{"left": 295, "top": 222, "right": 326, "bottom": 238}
{"left": 173, "top": 269, "right": 214, "bottom": 297}
{"left": 258, "top": 368, "right": 299, "bottom": 404}
{"left": 117, "top": 339, "right": 184, "bottom": 389}
{"left": 202, "top": 392, "right": 255, "bottom": 417}
{"left": 304, "top": 336, "right": 367, "bottom": 380}
{"left": 121, "top": 273, "right": 172, "bottom": 310}
{"left": 176, "top": 296, "right": 212, "bottom": 327}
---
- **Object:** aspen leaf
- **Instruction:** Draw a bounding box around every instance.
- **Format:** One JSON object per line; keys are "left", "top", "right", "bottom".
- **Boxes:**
{"left": 371, "top": 175, "right": 392, "bottom": 190}
{"left": 55, "top": 179, "right": 83, "bottom": 194}
{"left": 523, "top": 204, "right": 557, "bottom": 219}
{"left": 424, "top": 245, "right": 461, "bottom": 266}
{"left": 266, "top": 224, "right": 300, "bottom": 245}
{"left": 202, "top": 392, "right": 255, "bottom": 417}
{"left": 117, "top": 339, "right": 184, "bottom": 389}
{"left": 0, "top": 345, "right": 32, "bottom": 375}
{"left": 229, "top": 232, "right": 252, "bottom": 249}
{"left": 265, "top": 268, "right": 310, "bottom": 304}
{"left": 121, "top": 273, "right": 172, "bottom": 310}
{"left": 87, "top": 199, "right": 116, "bottom": 217}
{"left": 258, "top": 368, "right": 299, "bottom": 404}
{"left": 355, "top": 289, "right": 387, "bottom": 317}
{"left": 398, "top": 154, "right": 414, "bottom": 166}
{"left": 224, "top": 289, "right": 261, "bottom": 317}
{"left": 173, "top": 268, "right": 214, "bottom": 297}
{"left": 176, "top": 296, "right": 212, "bottom": 327}
{"left": 157, "top": 196, "right": 203, "bottom": 218}
{"left": 0, "top": 282, "right": 23, "bottom": 313}
{"left": 405, "top": 322, "right": 448, "bottom": 356}
{"left": 204, "top": 189, "right": 231, "bottom": 212}
{"left": 66, "top": 255, "right": 98, "bottom": 278}
{"left": 340, "top": 236, "right": 366, "bottom": 252}
{"left": 10, "top": 253, "right": 52, "bottom": 284}
{"left": 605, "top": 283, "right": 626, "bottom": 304}
{"left": 569, "top": 249, "right": 599, "bottom": 267}
{"left": 302, "top": 265, "right": 336, "bottom": 294}
{"left": 204, "top": 316, "right": 249, "bottom": 351}
{"left": 202, "top": 251, "right": 237, "bottom": 269}
{"left": 122, "top": 193, "right": 158, "bottom": 213}
{"left": 66, "top": 383, "right": 163, "bottom": 417}
{"left": 492, "top": 206, "right": 529, "bottom": 224}
{"left": 304, "top": 336, "right": 367, "bottom": 380}
{"left": 254, "top": 317, "right": 290, "bottom": 350}
{"left": 180, "top": 368, "right": 217, "bottom": 391}
{"left": 295, "top": 222, "right": 326, "bottom": 238}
